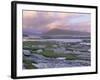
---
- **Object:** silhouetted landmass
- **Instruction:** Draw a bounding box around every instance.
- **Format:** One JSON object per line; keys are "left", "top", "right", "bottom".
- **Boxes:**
{"left": 42, "top": 28, "right": 90, "bottom": 39}
{"left": 23, "top": 28, "right": 90, "bottom": 39}
{"left": 44, "top": 28, "right": 90, "bottom": 35}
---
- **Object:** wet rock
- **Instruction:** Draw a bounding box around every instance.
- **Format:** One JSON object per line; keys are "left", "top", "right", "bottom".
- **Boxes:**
{"left": 23, "top": 50, "right": 31, "bottom": 56}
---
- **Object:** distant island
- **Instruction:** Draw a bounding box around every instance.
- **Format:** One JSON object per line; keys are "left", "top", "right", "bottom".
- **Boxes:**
{"left": 23, "top": 28, "right": 90, "bottom": 39}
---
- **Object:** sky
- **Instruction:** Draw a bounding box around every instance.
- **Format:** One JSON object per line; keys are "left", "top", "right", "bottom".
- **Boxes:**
{"left": 22, "top": 10, "right": 91, "bottom": 34}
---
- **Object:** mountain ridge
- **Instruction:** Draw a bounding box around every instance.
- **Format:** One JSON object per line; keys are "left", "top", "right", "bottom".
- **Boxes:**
{"left": 43, "top": 28, "right": 90, "bottom": 36}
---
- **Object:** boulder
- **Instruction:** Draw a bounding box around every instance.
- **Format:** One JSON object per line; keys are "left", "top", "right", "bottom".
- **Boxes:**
{"left": 23, "top": 50, "right": 31, "bottom": 56}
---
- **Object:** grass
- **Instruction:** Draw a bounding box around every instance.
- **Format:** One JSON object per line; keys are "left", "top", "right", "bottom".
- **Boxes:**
{"left": 31, "top": 49, "right": 79, "bottom": 60}
{"left": 23, "top": 41, "right": 53, "bottom": 50}
{"left": 65, "top": 54, "right": 79, "bottom": 60}
{"left": 23, "top": 41, "right": 85, "bottom": 60}
{"left": 42, "top": 50, "right": 58, "bottom": 58}
{"left": 45, "top": 44, "right": 53, "bottom": 48}
{"left": 23, "top": 59, "right": 37, "bottom": 69}
{"left": 43, "top": 51, "right": 79, "bottom": 60}
{"left": 23, "top": 41, "right": 54, "bottom": 46}
{"left": 31, "top": 49, "right": 58, "bottom": 58}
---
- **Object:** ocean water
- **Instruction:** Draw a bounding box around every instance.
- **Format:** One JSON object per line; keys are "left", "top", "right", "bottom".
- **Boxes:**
{"left": 23, "top": 38, "right": 83, "bottom": 42}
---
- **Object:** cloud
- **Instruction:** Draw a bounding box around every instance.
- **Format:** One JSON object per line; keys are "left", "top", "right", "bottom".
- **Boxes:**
{"left": 23, "top": 10, "right": 91, "bottom": 33}
{"left": 23, "top": 11, "right": 57, "bottom": 29}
